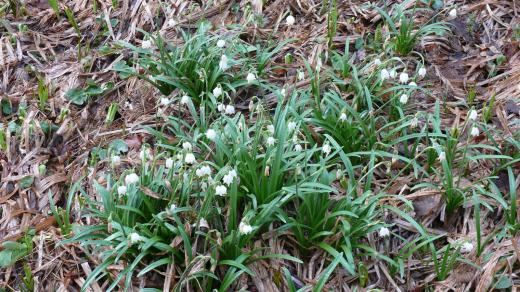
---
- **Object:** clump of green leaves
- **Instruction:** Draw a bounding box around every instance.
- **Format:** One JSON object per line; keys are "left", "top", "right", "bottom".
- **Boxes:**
{"left": 374, "top": 3, "right": 450, "bottom": 55}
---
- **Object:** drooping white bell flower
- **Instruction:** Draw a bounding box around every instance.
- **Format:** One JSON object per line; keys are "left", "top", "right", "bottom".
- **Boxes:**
{"left": 180, "top": 94, "right": 190, "bottom": 105}
{"left": 217, "top": 39, "right": 226, "bottom": 48}
{"left": 217, "top": 103, "right": 225, "bottom": 112}
{"left": 168, "top": 19, "right": 177, "bottom": 28}
{"left": 117, "top": 185, "right": 127, "bottom": 195}
{"left": 339, "top": 113, "right": 347, "bottom": 122}
{"left": 266, "top": 136, "right": 276, "bottom": 147}
{"left": 239, "top": 221, "right": 254, "bottom": 234}
{"left": 438, "top": 151, "right": 446, "bottom": 161}
{"left": 222, "top": 174, "right": 234, "bottom": 186}
{"left": 139, "top": 148, "right": 151, "bottom": 160}
{"left": 460, "top": 242, "right": 473, "bottom": 253}
{"left": 160, "top": 97, "right": 171, "bottom": 106}
{"left": 206, "top": 129, "right": 217, "bottom": 141}
{"left": 125, "top": 173, "right": 139, "bottom": 185}
{"left": 141, "top": 40, "right": 152, "bottom": 49}
{"left": 219, "top": 55, "right": 229, "bottom": 71}
{"left": 449, "top": 8, "right": 457, "bottom": 18}
{"left": 184, "top": 153, "right": 196, "bottom": 164}
{"left": 380, "top": 69, "right": 390, "bottom": 81}
{"left": 165, "top": 158, "right": 174, "bottom": 169}
{"left": 111, "top": 155, "right": 121, "bottom": 165}
{"left": 225, "top": 105, "right": 235, "bottom": 115}
{"left": 378, "top": 227, "right": 390, "bottom": 237}
{"left": 182, "top": 142, "right": 192, "bottom": 151}
{"left": 322, "top": 143, "right": 331, "bottom": 156}
{"left": 286, "top": 15, "right": 295, "bottom": 26}
{"left": 213, "top": 86, "right": 223, "bottom": 97}
{"left": 418, "top": 67, "right": 427, "bottom": 78}
{"left": 399, "top": 94, "right": 409, "bottom": 104}
{"left": 287, "top": 121, "right": 297, "bottom": 131}
{"left": 468, "top": 109, "right": 478, "bottom": 121}
{"left": 470, "top": 126, "right": 480, "bottom": 137}
{"left": 399, "top": 72, "right": 409, "bottom": 84}
{"left": 246, "top": 72, "right": 257, "bottom": 83}
{"left": 215, "top": 185, "right": 227, "bottom": 196}
{"left": 128, "top": 232, "right": 144, "bottom": 244}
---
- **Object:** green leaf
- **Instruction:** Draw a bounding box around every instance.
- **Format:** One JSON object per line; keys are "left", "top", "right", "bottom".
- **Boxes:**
{"left": 65, "top": 88, "right": 88, "bottom": 105}
{"left": 109, "top": 139, "right": 129, "bottom": 154}
{"left": 19, "top": 176, "right": 34, "bottom": 189}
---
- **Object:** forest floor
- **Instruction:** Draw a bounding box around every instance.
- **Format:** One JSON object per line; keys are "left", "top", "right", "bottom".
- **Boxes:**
{"left": 1, "top": 0, "right": 520, "bottom": 291}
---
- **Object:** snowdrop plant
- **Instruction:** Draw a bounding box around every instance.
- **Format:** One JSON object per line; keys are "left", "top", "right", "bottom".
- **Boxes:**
{"left": 113, "top": 23, "right": 254, "bottom": 107}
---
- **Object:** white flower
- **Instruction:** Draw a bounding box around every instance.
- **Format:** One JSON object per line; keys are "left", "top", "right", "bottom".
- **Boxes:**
{"left": 117, "top": 185, "right": 127, "bottom": 195}
{"left": 470, "top": 126, "right": 480, "bottom": 137}
{"left": 246, "top": 72, "right": 257, "bottom": 83}
{"left": 266, "top": 136, "right": 276, "bottom": 147}
{"left": 196, "top": 165, "right": 212, "bottom": 177}
{"left": 438, "top": 151, "right": 446, "bottom": 161}
{"left": 380, "top": 69, "right": 390, "bottom": 81}
{"left": 141, "top": 40, "right": 152, "bottom": 49}
{"left": 410, "top": 116, "right": 419, "bottom": 128}
{"left": 165, "top": 158, "right": 174, "bottom": 169}
{"left": 294, "top": 144, "right": 303, "bottom": 152}
{"left": 409, "top": 81, "right": 417, "bottom": 87}
{"left": 219, "top": 55, "right": 229, "bottom": 71}
{"left": 225, "top": 105, "right": 235, "bottom": 115}
{"left": 222, "top": 174, "right": 234, "bottom": 186}
{"left": 160, "top": 97, "right": 171, "bottom": 106}
{"left": 460, "top": 242, "right": 473, "bottom": 253}
{"left": 399, "top": 72, "right": 409, "bottom": 84}
{"left": 125, "top": 173, "right": 139, "bottom": 185}
{"left": 111, "top": 155, "right": 121, "bottom": 165}
{"left": 217, "top": 39, "right": 226, "bottom": 48}
{"left": 128, "top": 232, "right": 144, "bottom": 244}
{"left": 389, "top": 69, "right": 397, "bottom": 79}
{"left": 213, "top": 86, "right": 223, "bottom": 97}
{"left": 184, "top": 153, "right": 196, "bottom": 164}
{"left": 449, "top": 8, "right": 457, "bottom": 18}
{"left": 182, "top": 142, "right": 192, "bottom": 151}
{"left": 287, "top": 121, "right": 297, "bottom": 131}
{"left": 199, "top": 217, "right": 209, "bottom": 228}
{"left": 418, "top": 67, "right": 427, "bottom": 78}
{"left": 280, "top": 88, "right": 286, "bottom": 97}
{"left": 468, "top": 109, "right": 478, "bottom": 121}
{"left": 399, "top": 94, "right": 409, "bottom": 104}
{"left": 228, "top": 169, "right": 237, "bottom": 178}
{"left": 378, "top": 227, "right": 390, "bottom": 237}
{"left": 339, "top": 113, "right": 347, "bottom": 122}
{"left": 297, "top": 70, "right": 305, "bottom": 81}
{"left": 180, "top": 94, "right": 190, "bottom": 105}
{"left": 215, "top": 185, "right": 227, "bottom": 196}
{"left": 167, "top": 204, "right": 177, "bottom": 215}
{"left": 286, "top": 15, "right": 295, "bottom": 26}
{"left": 217, "top": 103, "right": 225, "bottom": 112}
{"left": 374, "top": 58, "right": 382, "bottom": 66}
{"left": 267, "top": 124, "right": 275, "bottom": 134}
{"left": 239, "top": 221, "right": 254, "bottom": 234}
{"left": 322, "top": 143, "right": 331, "bottom": 156}
{"left": 206, "top": 129, "right": 217, "bottom": 141}
{"left": 139, "top": 148, "right": 151, "bottom": 160}
{"left": 167, "top": 19, "right": 177, "bottom": 27}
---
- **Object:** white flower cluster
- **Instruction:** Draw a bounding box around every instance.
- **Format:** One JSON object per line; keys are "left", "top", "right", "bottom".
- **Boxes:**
{"left": 217, "top": 103, "right": 236, "bottom": 115}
